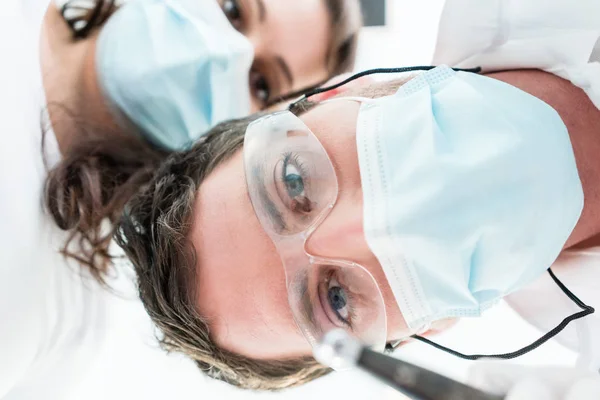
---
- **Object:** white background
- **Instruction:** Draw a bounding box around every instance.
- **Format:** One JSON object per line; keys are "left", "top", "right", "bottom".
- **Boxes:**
{"left": 71, "top": 1, "right": 578, "bottom": 399}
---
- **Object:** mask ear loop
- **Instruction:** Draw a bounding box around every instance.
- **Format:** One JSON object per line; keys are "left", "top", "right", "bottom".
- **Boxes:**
{"left": 407, "top": 269, "right": 595, "bottom": 360}
{"left": 280, "top": 65, "right": 482, "bottom": 112}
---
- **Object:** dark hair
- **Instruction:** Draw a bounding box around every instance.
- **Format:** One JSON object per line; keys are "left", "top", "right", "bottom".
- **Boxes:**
{"left": 44, "top": 129, "right": 166, "bottom": 283}
{"left": 116, "top": 116, "right": 332, "bottom": 390}
{"left": 46, "top": 0, "right": 364, "bottom": 281}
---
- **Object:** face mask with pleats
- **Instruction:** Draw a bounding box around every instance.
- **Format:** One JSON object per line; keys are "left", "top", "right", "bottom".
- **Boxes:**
{"left": 287, "top": 65, "right": 594, "bottom": 360}
{"left": 96, "top": 0, "right": 254, "bottom": 150}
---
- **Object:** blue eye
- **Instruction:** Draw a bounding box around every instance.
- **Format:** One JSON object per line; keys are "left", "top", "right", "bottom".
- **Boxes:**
{"left": 328, "top": 286, "right": 347, "bottom": 312}
{"left": 327, "top": 276, "right": 351, "bottom": 326}
{"left": 317, "top": 270, "right": 355, "bottom": 329}
{"left": 284, "top": 164, "right": 305, "bottom": 198}
{"left": 276, "top": 153, "right": 313, "bottom": 214}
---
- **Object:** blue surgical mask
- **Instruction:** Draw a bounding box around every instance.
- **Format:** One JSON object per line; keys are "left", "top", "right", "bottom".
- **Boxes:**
{"left": 355, "top": 66, "right": 584, "bottom": 332}
{"left": 286, "top": 65, "right": 593, "bottom": 359}
{"left": 96, "top": 0, "right": 254, "bottom": 150}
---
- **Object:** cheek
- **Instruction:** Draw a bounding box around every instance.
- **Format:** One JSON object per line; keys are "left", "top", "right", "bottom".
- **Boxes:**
{"left": 262, "top": 0, "right": 330, "bottom": 85}
{"left": 380, "top": 278, "right": 410, "bottom": 339}
{"left": 305, "top": 114, "right": 410, "bottom": 338}
{"left": 250, "top": 97, "right": 261, "bottom": 113}
{"left": 332, "top": 139, "right": 362, "bottom": 191}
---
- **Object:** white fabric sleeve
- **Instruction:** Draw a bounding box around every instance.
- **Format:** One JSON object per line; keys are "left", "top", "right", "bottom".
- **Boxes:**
{"left": 432, "top": 0, "right": 600, "bottom": 109}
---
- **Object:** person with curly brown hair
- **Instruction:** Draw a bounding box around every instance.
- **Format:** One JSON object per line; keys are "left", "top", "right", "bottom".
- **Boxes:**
{"left": 0, "top": 0, "right": 362, "bottom": 397}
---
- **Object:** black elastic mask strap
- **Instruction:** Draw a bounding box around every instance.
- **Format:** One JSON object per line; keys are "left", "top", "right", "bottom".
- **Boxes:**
{"left": 411, "top": 269, "right": 595, "bottom": 360}
{"left": 279, "top": 65, "right": 482, "bottom": 111}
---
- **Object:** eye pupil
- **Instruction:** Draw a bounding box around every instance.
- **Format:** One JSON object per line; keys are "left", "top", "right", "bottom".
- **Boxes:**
{"left": 224, "top": 1, "right": 240, "bottom": 18}
{"left": 255, "top": 76, "right": 270, "bottom": 103}
{"left": 223, "top": 0, "right": 242, "bottom": 28}
{"left": 284, "top": 174, "right": 304, "bottom": 197}
{"left": 328, "top": 286, "right": 347, "bottom": 311}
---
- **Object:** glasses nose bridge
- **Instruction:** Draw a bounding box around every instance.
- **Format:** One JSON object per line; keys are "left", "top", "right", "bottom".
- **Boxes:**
{"left": 303, "top": 200, "right": 369, "bottom": 264}
{"left": 299, "top": 200, "right": 334, "bottom": 257}
{"left": 245, "top": 31, "right": 262, "bottom": 58}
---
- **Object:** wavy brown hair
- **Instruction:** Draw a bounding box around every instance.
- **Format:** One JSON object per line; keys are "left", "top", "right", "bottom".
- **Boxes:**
{"left": 45, "top": 0, "right": 363, "bottom": 284}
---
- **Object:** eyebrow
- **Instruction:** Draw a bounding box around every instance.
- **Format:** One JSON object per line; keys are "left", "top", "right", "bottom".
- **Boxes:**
{"left": 276, "top": 56, "right": 294, "bottom": 87}
{"left": 299, "top": 273, "right": 321, "bottom": 337}
{"left": 255, "top": 0, "right": 267, "bottom": 22}
{"left": 252, "top": 165, "right": 287, "bottom": 233}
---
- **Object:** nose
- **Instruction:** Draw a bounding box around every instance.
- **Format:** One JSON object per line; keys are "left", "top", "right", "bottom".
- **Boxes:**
{"left": 304, "top": 195, "right": 373, "bottom": 265}
{"left": 244, "top": 28, "right": 264, "bottom": 59}
{"left": 305, "top": 194, "right": 411, "bottom": 340}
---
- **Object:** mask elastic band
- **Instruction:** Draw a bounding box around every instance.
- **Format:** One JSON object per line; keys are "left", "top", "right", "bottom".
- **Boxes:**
{"left": 285, "top": 65, "right": 482, "bottom": 111}
{"left": 319, "top": 96, "right": 374, "bottom": 106}
{"left": 409, "top": 268, "right": 595, "bottom": 360}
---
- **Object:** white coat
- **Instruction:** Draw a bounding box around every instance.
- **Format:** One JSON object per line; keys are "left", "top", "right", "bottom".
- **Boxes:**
{"left": 432, "top": 0, "right": 600, "bottom": 373}
{"left": 0, "top": 2, "right": 110, "bottom": 399}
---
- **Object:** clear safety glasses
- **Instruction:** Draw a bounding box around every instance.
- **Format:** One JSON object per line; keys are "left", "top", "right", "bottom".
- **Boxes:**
{"left": 243, "top": 111, "right": 387, "bottom": 350}
{"left": 245, "top": 64, "right": 596, "bottom": 364}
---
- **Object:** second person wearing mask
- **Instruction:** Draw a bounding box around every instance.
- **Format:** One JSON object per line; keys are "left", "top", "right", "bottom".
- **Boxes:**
{"left": 0, "top": 0, "right": 362, "bottom": 397}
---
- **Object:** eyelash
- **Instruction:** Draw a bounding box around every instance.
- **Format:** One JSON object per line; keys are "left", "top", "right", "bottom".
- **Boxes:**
{"left": 282, "top": 152, "right": 308, "bottom": 182}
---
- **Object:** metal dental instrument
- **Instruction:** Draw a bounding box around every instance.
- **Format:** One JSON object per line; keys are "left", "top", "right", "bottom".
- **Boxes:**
{"left": 314, "top": 330, "right": 504, "bottom": 400}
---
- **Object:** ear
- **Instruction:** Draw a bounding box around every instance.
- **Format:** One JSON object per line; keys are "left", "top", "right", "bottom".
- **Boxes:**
{"left": 307, "top": 73, "right": 375, "bottom": 103}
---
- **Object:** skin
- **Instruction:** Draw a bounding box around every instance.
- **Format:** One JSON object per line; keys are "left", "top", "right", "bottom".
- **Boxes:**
{"left": 190, "top": 70, "right": 600, "bottom": 361}
{"left": 219, "top": 0, "right": 331, "bottom": 110}
{"left": 192, "top": 101, "right": 411, "bottom": 360}
{"left": 40, "top": 0, "right": 331, "bottom": 154}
